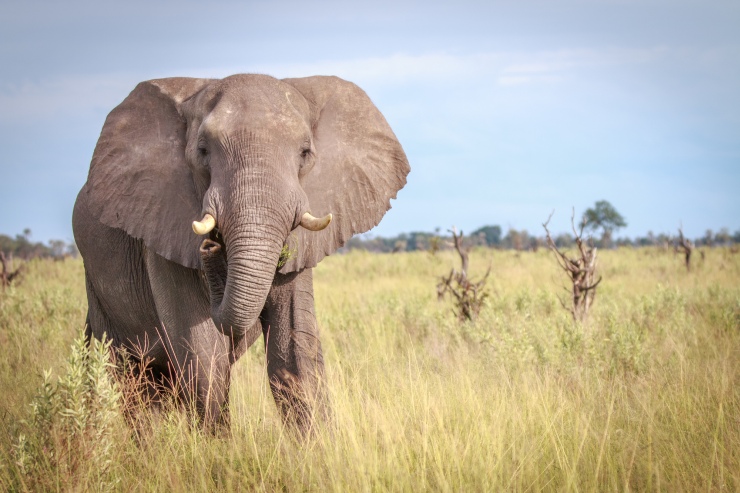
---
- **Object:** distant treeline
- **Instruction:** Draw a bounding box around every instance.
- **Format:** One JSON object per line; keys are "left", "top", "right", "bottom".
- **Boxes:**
{"left": 341, "top": 225, "right": 740, "bottom": 253}
{"left": 3, "top": 226, "right": 739, "bottom": 259}
{"left": 0, "top": 230, "right": 78, "bottom": 260}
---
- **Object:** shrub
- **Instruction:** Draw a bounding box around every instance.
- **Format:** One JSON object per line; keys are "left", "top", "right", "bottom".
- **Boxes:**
{"left": 12, "top": 332, "right": 121, "bottom": 492}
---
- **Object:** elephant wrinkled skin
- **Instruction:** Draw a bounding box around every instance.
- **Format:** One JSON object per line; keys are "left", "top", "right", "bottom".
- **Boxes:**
{"left": 73, "top": 74, "right": 409, "bottom": 430}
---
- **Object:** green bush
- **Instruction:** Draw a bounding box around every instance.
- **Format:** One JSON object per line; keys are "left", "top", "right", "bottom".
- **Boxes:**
{"left": 11, "top": 333, "right": 121, "bottom": 492}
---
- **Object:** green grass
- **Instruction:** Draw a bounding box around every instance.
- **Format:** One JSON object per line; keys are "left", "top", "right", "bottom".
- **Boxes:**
{"left": 1, "top": 248, "right": 738, "bottom": 491}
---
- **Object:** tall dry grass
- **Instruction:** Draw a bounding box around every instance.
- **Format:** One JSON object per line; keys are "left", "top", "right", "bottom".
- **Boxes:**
{"left": 1, "top": 247, "right": 738, "bottom": 491}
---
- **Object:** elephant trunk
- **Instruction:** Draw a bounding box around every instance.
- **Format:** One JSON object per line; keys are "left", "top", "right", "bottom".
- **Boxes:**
{"left": 200, "top": 220, "right": 285, "bottom": 337}
{"left": 198, "top": 145, "right": 306, "bottom": 337}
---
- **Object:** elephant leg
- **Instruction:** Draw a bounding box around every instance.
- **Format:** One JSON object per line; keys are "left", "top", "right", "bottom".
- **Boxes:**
{"left": 262, "top": 268, "right": 326, "bottom": 431}
{"left": 75, "top": 213, "right": 174, "bottom": 428}
{"left": 145, "top": 250, "right": 232, "bottom": 430}
{"left": 83, "top": 270, "right": 117, "bottom": 345}
{"left": 84, "top": 314, "right": 93, "bottom": 346}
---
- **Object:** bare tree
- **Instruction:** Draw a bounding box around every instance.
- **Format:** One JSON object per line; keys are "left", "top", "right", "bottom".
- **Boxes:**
{"left": 542, "top": 210, "right": 602, "bottom": 322}
{"left": 676, "top": 227, "right": 694, "bottom": 271}
{"left": 437, "top": 227, "right": 490, "bottom": 322}
{"left": 1, "top": 252, "right": 23, "bottom": 290}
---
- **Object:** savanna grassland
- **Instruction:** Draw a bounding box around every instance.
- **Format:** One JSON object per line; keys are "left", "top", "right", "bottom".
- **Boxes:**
{"left": 1, "top": 247, "right": 738, "bottom": 492}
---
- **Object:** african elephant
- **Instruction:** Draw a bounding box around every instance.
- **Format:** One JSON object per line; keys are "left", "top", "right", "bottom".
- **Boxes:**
{"left": 72, "top": 74, "right": 409, "bottom": 430}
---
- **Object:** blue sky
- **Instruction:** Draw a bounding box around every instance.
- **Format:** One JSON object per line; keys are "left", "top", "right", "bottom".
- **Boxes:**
{"left": 1, "top": 0, "right": 738, "bottom": 244}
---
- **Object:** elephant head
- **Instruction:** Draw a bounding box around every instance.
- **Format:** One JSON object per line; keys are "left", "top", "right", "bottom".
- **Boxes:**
{"left": 80, "top": 74, "right": 409, "bottom": 336}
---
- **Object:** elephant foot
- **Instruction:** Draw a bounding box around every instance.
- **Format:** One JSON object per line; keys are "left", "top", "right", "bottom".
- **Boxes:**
{"left": 269, "top": 367, "right": 318, "bottom": 434}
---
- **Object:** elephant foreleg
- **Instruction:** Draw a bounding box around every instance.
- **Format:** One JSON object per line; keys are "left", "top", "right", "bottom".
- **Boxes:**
{"left": 262, "top": 268, "right": 326, "bottom": 431}
{"left": 145, "top": 250, "right": 232, "bottom": 431}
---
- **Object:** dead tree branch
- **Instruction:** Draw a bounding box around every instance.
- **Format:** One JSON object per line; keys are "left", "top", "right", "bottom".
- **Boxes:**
{"left": 450, "top": 226, "right": 469, "bottom": 277}
{"left": 437, "top": 227, "right": 490, "bottom": 322}
{"left": 543, "top": 210, "right": 602, "bottom": 322}
{"left": 676, "top": 227, "right": 693, "bottom": 272}
{"left": 1, "top": 252, "right": 24, "bottom": 290}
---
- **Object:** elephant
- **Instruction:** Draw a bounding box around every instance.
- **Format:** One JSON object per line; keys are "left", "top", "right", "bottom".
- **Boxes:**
{"left": 72, "top": 74, "right": 410, "bottom": 430}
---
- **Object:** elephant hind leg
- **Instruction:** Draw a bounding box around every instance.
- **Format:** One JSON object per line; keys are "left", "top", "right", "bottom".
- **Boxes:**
{"left": 84, "top": 313, "right": 93, "bottom": 347}
{"left": 83, "top": 271, "right": 122, "bottom": 346}
{"left": 115, "top": 355, "right": 168, "bottom": 437}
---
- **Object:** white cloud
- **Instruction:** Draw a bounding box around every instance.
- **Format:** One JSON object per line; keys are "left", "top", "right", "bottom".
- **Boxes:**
{"left": 191, "top": 53, "right": 502, "bottom": 86}
{"left": 0, "top": 46, "right": 673, "bottom": 123}
{"left": 236, "top": 46, "right": 669, "bottom": 88}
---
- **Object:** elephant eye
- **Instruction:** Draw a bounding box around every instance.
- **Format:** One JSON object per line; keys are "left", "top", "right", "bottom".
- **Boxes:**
{"left": 198, "top": 146, "right": 208, "bottom": 157}
{"left": 300, "top": 136, "right": 313, "bottom": 159}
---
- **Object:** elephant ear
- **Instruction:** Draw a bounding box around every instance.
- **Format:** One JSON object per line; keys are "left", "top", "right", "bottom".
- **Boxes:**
{"left": 279, "top": 76, "right": 410, "bottom": 273}
{"left": 81, "top": 77, "right": 212, "bottom": 270}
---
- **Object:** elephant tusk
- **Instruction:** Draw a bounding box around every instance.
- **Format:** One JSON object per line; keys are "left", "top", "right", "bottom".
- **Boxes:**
{"left": 192, "top": 213, "right": 216, "bottom": 235}
{"left": 300, "top": 212, "right": 332, "bottom": 231}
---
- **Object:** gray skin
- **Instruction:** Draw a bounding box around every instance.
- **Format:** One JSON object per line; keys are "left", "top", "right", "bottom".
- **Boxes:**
{"left": 72, "top": 74, "right": 409, "bottom": 430}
